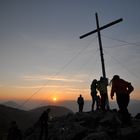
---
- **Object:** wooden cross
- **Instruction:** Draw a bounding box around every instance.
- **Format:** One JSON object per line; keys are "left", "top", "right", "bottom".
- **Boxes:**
{"left": 80, "top": 13, "right": 123, "bottom": 109}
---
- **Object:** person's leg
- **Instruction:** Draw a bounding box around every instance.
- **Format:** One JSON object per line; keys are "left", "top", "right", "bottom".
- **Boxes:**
{"left": 80, "top": 104, "right": 83, "bottom": 112}
{"left": 78, "top": 104, "right": 81, "bottom": 112}
{"left": 92, "top": 96, "right": 95, "bottom": 111}
{"left": 39, "top": 127, "right": 44, "bottom": 140}
{"left": 95, "top": 98, "right": 98, "bottom": 110}
{"left": 123, "top": 94, "right": 131, "bottom": 124}
{"left": 117, "top": 94, "right": 130, "bottom": 125}
{"left": 101, "top": 94, "right": 106, "bottom": 111}
{"left": 44, "top": 126, "right": 48, "bottom": 140}
{"left": 81, "top": 104, "right": 84, "bottom": 112}
{"left": 116, "top": 94, "right": 123, "bottom": 111}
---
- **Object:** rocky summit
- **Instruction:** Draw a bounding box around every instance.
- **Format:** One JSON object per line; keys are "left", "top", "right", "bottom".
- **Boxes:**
{"left": 23, "top": 110, "right": 140, "bottom": 140}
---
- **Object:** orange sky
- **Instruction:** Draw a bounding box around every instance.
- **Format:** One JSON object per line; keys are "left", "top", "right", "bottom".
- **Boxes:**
{"left": 0, "top": 82, "right": 139, "bottom": 104}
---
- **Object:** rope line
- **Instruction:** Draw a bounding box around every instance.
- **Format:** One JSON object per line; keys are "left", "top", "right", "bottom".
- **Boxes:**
{"left": 101, "top": 34, "right": 140, "bottom": 81}
{"left": 38, "top": 48, "right": 99, "bottom": 107}
{"left": 102, "top": 34, "right": 140, "bottom": 48}
{"left": 20, "top": 36, "right": 98, "bottom": 107}
{"left": 104, "top": 49, "right": 140, "bottom": 81}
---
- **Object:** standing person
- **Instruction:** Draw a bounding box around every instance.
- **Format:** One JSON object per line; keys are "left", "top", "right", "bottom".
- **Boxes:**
{"left": 97, "top": 77, "right": 109, "bottom": 111}
{"left": 39, "top": 108, "right": 51, "bottom": 140}
{"left": 77, "top": 94, "right": 84, "bottom": 112}
{"left": 110, "top": 75, "right": 134, "bottom": 124}
{"left": 7, "top": 121, "right": 22, "bottom": 140}
{"left": 90, "top": 79, "right": 98, "bottom": 111}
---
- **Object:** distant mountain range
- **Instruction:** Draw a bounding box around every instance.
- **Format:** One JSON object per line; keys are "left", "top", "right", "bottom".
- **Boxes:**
{"left": 1, "top": 99, "right": 140, "bottom": 116}
{"left": 56, "top": 99, "right": 140, "bottom": 116}
{"left": 0, "top": 104, "right": 73, "bottom": 134}
{"left": 0, "top": 104, "right": 35, "bottom": 133}
{"left": 1, "top": 101, "right": 27, "bottom": 110}
{"left": 30, "top": 105, "right": 73, "bottom": 118}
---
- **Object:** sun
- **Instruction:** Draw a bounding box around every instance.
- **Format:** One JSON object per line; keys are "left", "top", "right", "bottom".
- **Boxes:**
{"left": 53, "top": 97, "right": 57, "bottom": 102}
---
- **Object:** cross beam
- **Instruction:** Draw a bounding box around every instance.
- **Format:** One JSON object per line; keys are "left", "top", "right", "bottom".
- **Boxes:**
{"left": 80, "top": 13, "right": 123, "bottom": 109}
{"left": 80, "top": 16, "right": 123, "bottom": 39}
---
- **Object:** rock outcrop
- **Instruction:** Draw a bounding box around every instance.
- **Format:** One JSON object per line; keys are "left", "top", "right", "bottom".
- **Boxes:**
{"left": 24, "top": 110, "right": 140, "bottom": 140}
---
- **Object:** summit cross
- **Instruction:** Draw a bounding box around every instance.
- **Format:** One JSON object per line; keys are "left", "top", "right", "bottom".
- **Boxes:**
{"left": 80, "top": 13, "right": 123, "bottom": 109}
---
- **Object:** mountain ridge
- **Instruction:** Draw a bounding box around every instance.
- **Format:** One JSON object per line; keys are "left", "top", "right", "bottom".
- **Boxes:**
{"left": 1, "top": 99, "right": 140, "bottom": 116}
{"left": 0, "top": 104, "right": 73, "bottom": 133}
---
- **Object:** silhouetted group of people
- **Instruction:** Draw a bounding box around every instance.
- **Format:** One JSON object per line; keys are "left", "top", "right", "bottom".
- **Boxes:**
{"left": 77, "top": 75, "right": 134, "bottom": 124}
{"left": 90, "top": 77, "right": 109, "bottom": 111}
{"left": 77, "top": 76, "right": 109, "bottom": 112}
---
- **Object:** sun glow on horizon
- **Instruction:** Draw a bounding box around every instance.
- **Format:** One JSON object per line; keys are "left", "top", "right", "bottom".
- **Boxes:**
{"left": 53, "top": 97, "right": 57, "bottom": 102}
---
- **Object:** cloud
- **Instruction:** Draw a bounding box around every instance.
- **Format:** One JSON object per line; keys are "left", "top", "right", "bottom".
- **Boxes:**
{"left": 10, "top": 84, "right": 71, "bottom": 89}
{"left": 21, "top": 74, "right": 85, "bottom": 83}
{"left": 66, "top": 88, "right": 89, "bottom": 92}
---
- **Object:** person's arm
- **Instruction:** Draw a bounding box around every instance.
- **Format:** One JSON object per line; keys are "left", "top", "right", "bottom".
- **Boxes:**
{"left": 127, "top": 82, "right": 134, "bottom": 94}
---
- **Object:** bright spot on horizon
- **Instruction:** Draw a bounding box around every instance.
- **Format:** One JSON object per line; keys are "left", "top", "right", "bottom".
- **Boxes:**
{"left": 53, "top": 97, "right": 57, "bottom": 102}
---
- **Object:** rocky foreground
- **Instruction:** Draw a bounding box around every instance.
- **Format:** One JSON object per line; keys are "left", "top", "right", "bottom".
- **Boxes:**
{"left": 24, "top": 110, "right": 140, "bottom": 140}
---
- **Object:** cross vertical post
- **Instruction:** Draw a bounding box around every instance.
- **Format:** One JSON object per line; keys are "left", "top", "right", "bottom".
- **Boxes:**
{"left": 95, "top": 13, "right": 106, "bottom": 79}
{"left": 95, "top": 13, "right": 109, "bottom": 110}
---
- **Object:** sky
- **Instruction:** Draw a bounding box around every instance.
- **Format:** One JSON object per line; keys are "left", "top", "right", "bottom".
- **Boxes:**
{"left": 0, "top": 0, "right": 140, "bottom": 108}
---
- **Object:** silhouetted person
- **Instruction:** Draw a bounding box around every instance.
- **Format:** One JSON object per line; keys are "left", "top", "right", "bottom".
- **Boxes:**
{"left": 77, "top": 94, "right": 84, "bottom": 112}
{"left": 7, "top": 121, "right": 22, "bottom": 140}
{"left": 39, "top": 108, "right": 51, "bottom": 140}
{"left": 90, "top": 79, "right": 99, "bottom": 111}
{"left": 110, "top": 75, "right": 134, "bottom": 124}
{"left": 97, "top": 77, "right": 108, "bottom": 111}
